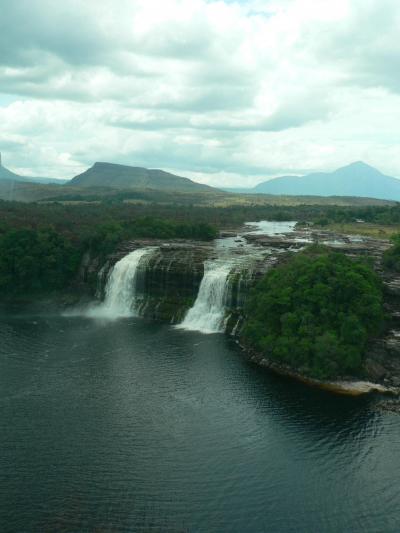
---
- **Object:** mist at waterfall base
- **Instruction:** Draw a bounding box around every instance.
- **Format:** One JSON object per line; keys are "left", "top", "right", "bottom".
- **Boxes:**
{"left": 1, "top": 316, "right": 400, "bottom": 532}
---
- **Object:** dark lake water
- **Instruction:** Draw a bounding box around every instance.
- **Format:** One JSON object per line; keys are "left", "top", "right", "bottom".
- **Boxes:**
{"left": 1, "top": 315, "right": 400, "bottom": 532}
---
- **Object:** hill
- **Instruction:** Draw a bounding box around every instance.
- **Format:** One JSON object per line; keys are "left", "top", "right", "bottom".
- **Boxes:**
{"left": 230, "top": 162, "right": 400, "bottom": 201}
{"left": 0, "top": 157, "right": 67, "bottom": 185}
{"left": 69, "top": 162, "right": 216, "bottom": 192}
{"left": 0, "top": 157, "right": 396, "bottom": 206}
{"left": 0, "top": 163, "right": 20, "bottom": 182}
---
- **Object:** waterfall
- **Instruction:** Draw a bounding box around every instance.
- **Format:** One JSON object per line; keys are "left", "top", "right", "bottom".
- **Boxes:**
{"left": 176, "top": 259, "right": 233, "bottom": 334}
{"left": 87, "top": 247, "right": 156, "bottom": 319}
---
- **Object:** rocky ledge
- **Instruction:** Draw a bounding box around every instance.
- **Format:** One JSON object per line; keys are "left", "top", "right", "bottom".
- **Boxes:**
{"left": 240, "top": 344, "right": 399, "bottom": 397}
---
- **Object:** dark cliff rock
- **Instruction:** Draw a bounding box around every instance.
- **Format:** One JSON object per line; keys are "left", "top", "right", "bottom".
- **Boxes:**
{"left": 93, "top": 240, "right": 213, "bottom": 322}
{"left": 138, "top": 244, "right": 210, "bottom": 322}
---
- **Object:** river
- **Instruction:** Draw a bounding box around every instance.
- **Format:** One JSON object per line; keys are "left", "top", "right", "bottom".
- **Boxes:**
{"left": 1, "top": 315, "right": 400, "bottom": 532}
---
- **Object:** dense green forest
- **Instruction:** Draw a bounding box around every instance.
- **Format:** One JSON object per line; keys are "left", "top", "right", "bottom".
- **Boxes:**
{"left": 242, "top": 246, "right": 384, "bottom": 379}
{"left": 2, "top": 198, "right": 400, "bottom": 236}
{"left": 0, "top": 221, "right": 218, "bottom": 296}
{"left": 0, "top": 201, "right": 218, "bottom": 297}
{"left": 1, "top": 198, "right": 400, "bottom": 298}
{"left": 0, "top": 228, "right": 81, "bottom": 295}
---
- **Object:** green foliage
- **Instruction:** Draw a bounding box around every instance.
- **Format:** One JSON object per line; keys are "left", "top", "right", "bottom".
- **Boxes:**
{"left": 83, "top": 222, "right": 125, "bottom": 256}
{"left": 0, "top": 197, "right": 395, "bottom": 302}
{"left": 1, "top": 200, "right": 400, "bottom": 243}
{"left": 0, "top": 228, "right": 81, "bottom": 295}
{"left": 383, "top": 233, "right": 400, "bottom": 272}
{"left": 0, "top": 203, "right": 218, "bottom": 297}
{"left": 123, "top": 217, "right": 217, "bottom": 241}
{"left": 83, "top": 217, "right": 218, "bottom": 258}
{"left": 242, "top": 246, "right": 384, "bottom": 379}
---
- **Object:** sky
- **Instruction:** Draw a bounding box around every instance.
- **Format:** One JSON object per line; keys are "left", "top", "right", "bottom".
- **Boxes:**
{"left": 0, "top": 0, "right": 400, "bottom": 187}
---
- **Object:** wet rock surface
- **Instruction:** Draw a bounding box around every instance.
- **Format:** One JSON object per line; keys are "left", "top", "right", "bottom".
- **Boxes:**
{"left": 94, "top": 239, "right": 213, "bottom": 322}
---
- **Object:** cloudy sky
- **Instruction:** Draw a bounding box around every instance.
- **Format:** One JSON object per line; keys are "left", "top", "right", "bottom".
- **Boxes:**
{"left": 0, "top": 0, "right": 399, "bottom": 186}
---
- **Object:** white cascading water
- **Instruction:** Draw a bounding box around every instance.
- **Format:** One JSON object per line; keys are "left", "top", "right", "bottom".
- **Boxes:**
{"left": 176, "top": 259, "right": 233, "bottom": 334}
{"left": 87, "top": 247, "right": 156, "bottom": 319}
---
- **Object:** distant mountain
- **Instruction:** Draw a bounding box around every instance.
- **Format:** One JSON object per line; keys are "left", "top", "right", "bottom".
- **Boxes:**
{"left": 253, "top": 176, "right": 301, "bottom": 193}
{"left": 222, "top": 187, "right": 256, "bottom": 194}
{"left": 69, "top": 162, "right": 216, "bottom": 192}
{"left": 0, "top": 163, "right": 18, "bottom": 182}
{"left": 230, "top": 162, "right": 400, "bottom": 201}
{"left": 0, "top": 157, "right": 67, "bottom": 185}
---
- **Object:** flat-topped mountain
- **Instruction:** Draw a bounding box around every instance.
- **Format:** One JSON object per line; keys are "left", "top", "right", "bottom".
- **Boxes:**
{"left": 70, "top": 162, "right": 216, "bottom": 192}
{"left": 237, "top": 162, "right": 400, "bottom": 201}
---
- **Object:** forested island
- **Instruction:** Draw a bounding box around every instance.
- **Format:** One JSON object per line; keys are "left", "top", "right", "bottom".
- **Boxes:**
{"left": 242, "top": 246, "right": 384, "bottom": 380}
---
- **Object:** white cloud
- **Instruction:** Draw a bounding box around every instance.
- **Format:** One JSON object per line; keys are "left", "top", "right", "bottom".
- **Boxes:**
{"left": 0, "top": 0, "right": 399, "bottom": 185}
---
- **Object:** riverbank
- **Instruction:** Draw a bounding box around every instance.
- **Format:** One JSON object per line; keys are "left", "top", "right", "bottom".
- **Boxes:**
{"left": 0, "top": 292, "right": 89, "bottom": 316}
{"left": 239, "top": 343, "right": 400, "bottom": 397}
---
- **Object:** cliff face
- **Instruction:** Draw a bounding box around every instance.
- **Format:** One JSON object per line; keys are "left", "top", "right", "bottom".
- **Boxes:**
{"left": 86, "top": 236, "right": 278, "bottom": 324}
{"left": 137, "top": 244, "right": 209, "bottom": 322}
{"left": 92, "top": 240, "right": 213, "bottom": 322}
{"left": 81, "top": 230, "right": 394, "bottom": 326}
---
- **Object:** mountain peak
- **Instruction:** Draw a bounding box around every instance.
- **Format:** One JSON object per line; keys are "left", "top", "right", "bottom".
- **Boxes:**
{"left": 347, "top": 161, "right": 372, "bottom": 168}
{"left": 248, "top": 161, "right": 400, "bottom": 200}
{"left": 340, "top": 161, "right": 379, "bottom": 171}
{"left": 92, "top": 161, "right": 130, "bottom": 169}
{"left": 333, "top": 161, "right": 384, "bottom": 179}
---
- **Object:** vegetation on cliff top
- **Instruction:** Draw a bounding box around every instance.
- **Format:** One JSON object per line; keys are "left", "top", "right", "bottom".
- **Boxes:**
{"left": 383, "top": 233, "right": 400, "bottom": 272}
{"left": 2, "top": 199, "right": 400, "bottom": 238}
{"left": 242, "top": 246, "right": 384, "bottom": 379}
{"left": 0, "top": 209, "right": 217, "bottom": 297}
{"left": 0, "top": 228, "right": 80, "bottom": 295}
{"left": 0, "top": 197, "right": 397, "bottom": 299}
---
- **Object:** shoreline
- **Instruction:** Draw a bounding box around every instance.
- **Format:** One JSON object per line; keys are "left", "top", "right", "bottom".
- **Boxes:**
{"left": 1, "top": 300, "right": 399, "bottom": 398}
{"left": 237, "top": 342, "right": 400, "bottom": 397}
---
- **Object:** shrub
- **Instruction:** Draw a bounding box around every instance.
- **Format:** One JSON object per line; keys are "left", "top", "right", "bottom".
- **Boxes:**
{"left": 383, "top": 234, "right": 400, "bottom": 272}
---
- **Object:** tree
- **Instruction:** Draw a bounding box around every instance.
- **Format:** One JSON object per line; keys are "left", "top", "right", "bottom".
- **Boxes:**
{"left": 0, "top": 228, "right": 81, "bottom": 295}
{"left": 242, "top": 246, "right": 384, "bottom": 379}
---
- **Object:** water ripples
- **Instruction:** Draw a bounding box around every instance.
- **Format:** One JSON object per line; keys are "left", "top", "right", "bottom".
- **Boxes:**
{"left": 0, "top": 316, "right": 399, "bottom": 532}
